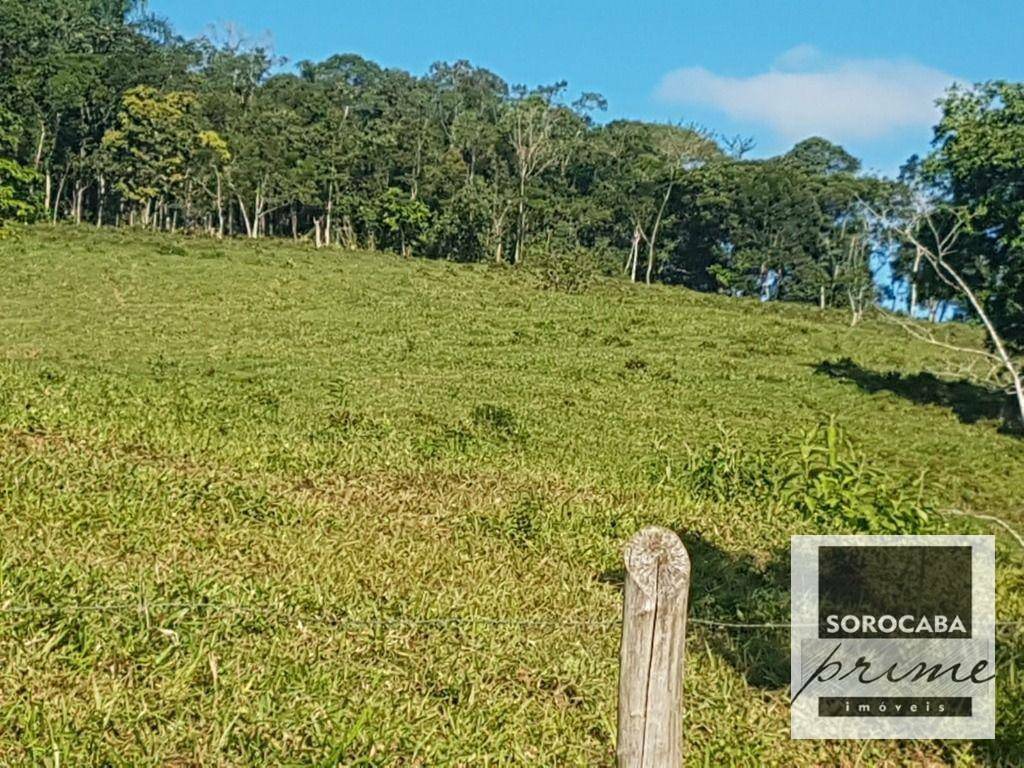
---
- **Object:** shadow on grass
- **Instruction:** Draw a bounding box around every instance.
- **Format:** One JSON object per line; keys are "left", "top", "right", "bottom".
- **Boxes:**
{"left": 603, "top": 528, "right": 1023, "bottom": 764}
{"left": 600, "top": 530, "right": 790, "bottom": 690}
{"left": 603, "top": 526, "right": 1023, "bottom": 762}
{"left": 814, "top": 357, "right": 1020, "bottom": 434}
{"left": 681, "top": 532, "right": 790, "bottom": 690}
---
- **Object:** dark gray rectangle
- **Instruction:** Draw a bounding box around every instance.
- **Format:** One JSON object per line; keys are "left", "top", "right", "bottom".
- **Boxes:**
{"left": 818, "top": 545, "right": 972, "bottom": 638}
{"left": 818, "top": 697, "right": 972, "bottom": 717}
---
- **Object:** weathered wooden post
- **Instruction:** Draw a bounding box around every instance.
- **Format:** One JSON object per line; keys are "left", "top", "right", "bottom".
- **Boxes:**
{"left": 617, "top": 526, "right": 691, "bottom": 768}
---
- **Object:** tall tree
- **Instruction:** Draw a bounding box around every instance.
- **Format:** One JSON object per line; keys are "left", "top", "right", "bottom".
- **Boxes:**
{"left": 924, "top": 81, "right": 1024, "bottom": 351}
{"left": 101, "top": 86, "right": 217, "bottom": 229}
{"left": 0, "top": 106, "right": 36, "bottom": 234}
{"left": 505, "top": 84, "right": 566, "bottom": 264}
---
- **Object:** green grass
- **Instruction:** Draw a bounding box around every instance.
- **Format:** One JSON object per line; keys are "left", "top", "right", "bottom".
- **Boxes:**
{"left": 1, "top": 225, "right": 1021, "bottom": 766}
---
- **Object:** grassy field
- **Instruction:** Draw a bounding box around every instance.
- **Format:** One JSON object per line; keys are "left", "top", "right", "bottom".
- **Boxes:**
{"left": 1, "top": 225, "right": 1022, "bottom": 766}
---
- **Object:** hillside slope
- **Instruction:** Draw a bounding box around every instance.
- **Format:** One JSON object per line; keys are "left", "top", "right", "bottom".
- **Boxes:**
{"left": 1, "top": 226, "right": 1021, "bottom": 765}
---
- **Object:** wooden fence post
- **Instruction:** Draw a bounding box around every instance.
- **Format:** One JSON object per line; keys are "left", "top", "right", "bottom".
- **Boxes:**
{"left": 617, "top": 526, "right": 691, "bottom": 768}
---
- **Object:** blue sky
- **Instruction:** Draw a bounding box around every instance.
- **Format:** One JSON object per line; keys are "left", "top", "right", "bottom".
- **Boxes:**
{"left": 150, "top": 0, "right": 1024, "bottom": 176}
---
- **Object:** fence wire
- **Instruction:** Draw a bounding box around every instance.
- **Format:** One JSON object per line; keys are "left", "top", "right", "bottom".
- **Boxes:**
{"left": 2, "top": 510, "right": 1021, "bottom": 631}
{"left": 0, "top": 602, "right": 1019, "bottom": 633}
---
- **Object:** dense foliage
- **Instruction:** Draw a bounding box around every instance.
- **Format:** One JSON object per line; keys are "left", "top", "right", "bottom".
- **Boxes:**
{"left": 0, "top": 0, "right": 889, "bottom": 310}
{"left": 1, "top": 2, "right": 1022, "bottom": 336}
{"left": 915, "top": 82, "right": 1024, "bottom": 351}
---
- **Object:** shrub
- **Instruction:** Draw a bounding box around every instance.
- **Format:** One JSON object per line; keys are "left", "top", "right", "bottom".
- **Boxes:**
{"left": 679, "top": 440, "right": 784, "bottom": 502}
{"left": 781, "top": 417, "right": 932, "bottom": 534}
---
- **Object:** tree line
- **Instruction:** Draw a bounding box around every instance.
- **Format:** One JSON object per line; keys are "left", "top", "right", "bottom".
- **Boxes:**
{"left": 0, "top": 1, "right": 883, "bottom": 305}
{"left": 0, "top": 1, "right": 1022, "bottom": 358}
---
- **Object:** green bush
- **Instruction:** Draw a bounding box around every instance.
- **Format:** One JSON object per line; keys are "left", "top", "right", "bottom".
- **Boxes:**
{"left": 677, "top": 439, "right": 784, "bottom": 502}
{"left": 781, "top": 417, "right": 932, "bottom": 534}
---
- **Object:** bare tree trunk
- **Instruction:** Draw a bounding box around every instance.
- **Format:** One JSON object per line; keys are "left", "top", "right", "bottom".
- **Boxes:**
{"left": 341, "top": 215, "right": 357, "bottom": 249}
{"left": 34, "top": 123, "right": 45, "bottom": 169}
{"left": 213, "top": 171, "right": 224, "bottom": 238}
{"left": 848, "top": 288, "right": 866, "bottom": 326}
{"left": 645, "top": 181, "right": 674, "bottom": 285}
{"left": 73, "top": 182, "right": 84, "bottom": 224}
{"left": 325, "top": 182, "right": 333, "bottom": 248}
{"left": 237, "top": 195, "right": 253, "bottom": 238}
{"left": 491, "top": 207, "right": 507, "bottom": 264}
{"left": 51, "top": 172, "right": 67, "bottom": 224}
{"left": 514, "top": 175, "right": 526, "bottom": 264}
{"left": 73, "top": 146, "right": 86, "bottom": 224}
{"left": 96, "top": 176, "right": 105, "bottom": 227}
{"left": 907, "top": 246, "right": 923, "bottom": 315}
{"left": 625, "top": 225, "right": 639, "bottom": 281}
{"left": 183, "top": 182, "right": 193, "bottom": 231}
{"left": 253, "top": 188, "right": 263, "bottom": 238}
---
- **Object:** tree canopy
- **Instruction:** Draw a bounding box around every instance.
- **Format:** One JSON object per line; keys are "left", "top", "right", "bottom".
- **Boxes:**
{"left": 921, "top": 82, "right": 1024, "bottom": 350}
{"left": 3, "top": 1, "right": 1021, "bottom": 329}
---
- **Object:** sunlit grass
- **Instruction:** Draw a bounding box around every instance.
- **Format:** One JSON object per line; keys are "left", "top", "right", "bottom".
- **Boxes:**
{"left": 0, "top": 225, "right": 1021, "bottom": 765}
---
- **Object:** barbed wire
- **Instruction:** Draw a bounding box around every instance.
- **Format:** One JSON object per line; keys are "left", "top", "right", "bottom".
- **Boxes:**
{"left": 0, "top": 603, "right": 1019, "bottom": 632}
{"left": 2, "top": 514, "right": 1021, "bottom": 631}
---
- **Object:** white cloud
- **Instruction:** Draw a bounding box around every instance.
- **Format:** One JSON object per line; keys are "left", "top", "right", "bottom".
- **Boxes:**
{"left": 655, "top": 47, "right": 959, "bottom": 142}
{"left": 772, "top": 44, "right": 824, "bottom": 72}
